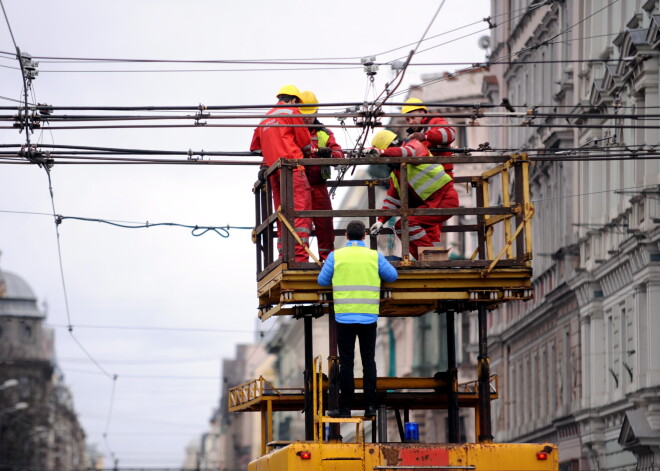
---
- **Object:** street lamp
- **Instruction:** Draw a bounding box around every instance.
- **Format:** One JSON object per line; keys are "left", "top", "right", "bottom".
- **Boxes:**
{"left": 0, "top": 379, "right": 19, "bottom": 391}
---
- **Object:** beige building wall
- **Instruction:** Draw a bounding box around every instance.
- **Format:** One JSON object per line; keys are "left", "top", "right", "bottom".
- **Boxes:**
{"left": 485, "top": 1, "right": 660, "bottom": 469}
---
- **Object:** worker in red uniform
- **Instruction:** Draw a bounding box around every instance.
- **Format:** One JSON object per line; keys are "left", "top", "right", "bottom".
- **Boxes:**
{"left": 299, "top": 90, "right": 345, "bottom": 261}
{"left": 368, "top": 130, "right": 459, "bottom": 260}
{"left": 250, "top": 84, "right": 313, "bottom": 262}
{"left": 402, "top": 97, "right": 457, "bottom": 177}
{"left": 402, "top": 97, "right": 459, "bottom": 239}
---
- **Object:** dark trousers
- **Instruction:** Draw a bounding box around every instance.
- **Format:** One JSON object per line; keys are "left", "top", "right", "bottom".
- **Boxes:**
{"left": 337, "top": 321, "right": 377, "bottom": 410}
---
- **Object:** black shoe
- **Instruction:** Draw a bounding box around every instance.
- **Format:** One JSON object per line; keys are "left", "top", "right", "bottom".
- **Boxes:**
{"left": 327, "top": 408, "right": 351, "bottom": 418}
{"left": 365, "top": 405, "right": 378, "bottom": 418}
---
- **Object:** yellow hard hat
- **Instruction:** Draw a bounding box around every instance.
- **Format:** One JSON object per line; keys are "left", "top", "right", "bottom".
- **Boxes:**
{"left": 372, "top": 130, "right": 398, "bottom": 150}
{"left": 402, "top": 97, "right": 427, "bottom": 114}
{"left": 276, "top": 84, "right": 302, "bottom": 101}
{"left": 299, "top": 90, "right": 319, "bottom": 114}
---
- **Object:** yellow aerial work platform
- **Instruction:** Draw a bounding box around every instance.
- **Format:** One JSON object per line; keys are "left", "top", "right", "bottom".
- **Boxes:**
{"left": 253, "top": 154, "right": 534, "bottom": 320}
{"left": 238, "top": 153, "right": 558, "bottom": 470}
{"left": 257, "top": 264, "right": 532, "bottom": 320}
{"left": 229, "top": 358, "right": 500, "bottom": 455}
{"left": 230, "top": 359, "right": 558, "bottom": 471}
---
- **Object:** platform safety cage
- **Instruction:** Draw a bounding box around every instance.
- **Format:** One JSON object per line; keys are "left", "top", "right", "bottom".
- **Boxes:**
{"left": 252, "top": 154, "right": 534, "bottom": 279}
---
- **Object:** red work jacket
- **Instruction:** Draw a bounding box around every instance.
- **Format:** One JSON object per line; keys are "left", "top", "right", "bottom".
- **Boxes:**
{"left": 377, "top": 139, "right": 454, "bottom": 225}
{"left": 415, "top": 116, "right": 456, "bottom": 173}
{"left": 250, "top": 102, "right": 312, "bottom": 167}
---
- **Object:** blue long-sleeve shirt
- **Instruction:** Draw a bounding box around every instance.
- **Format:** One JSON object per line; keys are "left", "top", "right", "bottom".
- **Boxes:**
{"left": 318, "top": 240, "right": 398, "bottom": 324}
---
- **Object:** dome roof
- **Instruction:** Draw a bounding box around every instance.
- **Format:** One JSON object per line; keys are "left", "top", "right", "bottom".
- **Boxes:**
{"left": 0, "top": 270, "right": 37, "bottom": 300}
{"left": 0, "top": 268, "right": 42, "bottom": 318}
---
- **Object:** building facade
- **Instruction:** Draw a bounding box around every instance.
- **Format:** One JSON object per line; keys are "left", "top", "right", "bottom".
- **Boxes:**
{"left": 0, "top": 260, "right": 89, "bottom": 471}
{"left": 484, "top": 1, "right": 660, "bottom": 469}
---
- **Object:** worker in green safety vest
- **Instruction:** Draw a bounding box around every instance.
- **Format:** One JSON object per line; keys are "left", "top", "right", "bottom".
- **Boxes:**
{"left": 318, "top": 220, "right": 398, "bottom": 418}
{"left": 368, "top": 130, "right": 460, "bottom": 260}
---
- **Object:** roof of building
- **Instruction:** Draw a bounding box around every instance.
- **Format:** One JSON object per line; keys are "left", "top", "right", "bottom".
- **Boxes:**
{"left": 0, "top": 264, "right": 43, "bottom": 318}
{"left": 1, "top": 269, "right": 37, "bottom": 300}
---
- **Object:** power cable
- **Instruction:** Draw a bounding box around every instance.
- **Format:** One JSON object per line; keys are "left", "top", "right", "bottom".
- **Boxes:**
{"left": 0, "top": 0, "right": 18, "bottom": 50}
{"left": 35, "top": 65, "right": 362, "bottom": 74}
{"left": 2, "top": 101, "right": 659, "bottom": 113}
{"left": 65, "top": 368, "right": 223, "bottom": 380}
{"left": 0, "top": 7, "right": 121, "bottom": 453}
{"left": 34, "top": 106, "right": 120, "bottom": 463}
{"left": 102, "top": 375, "right": 118, "bottom": 467}
{"left": 57, "top": 215, "right": 252, "bottom": 238}
{"left": 1, "top": 109, "right": 657, "bottom": 122}
{"left": 48, "top": 323, "right": 255, "bottom": 334}
{"left": 390, "top": 0, "right": 621, "bottom": 99}
{"left": 0, "top": 209, "right": 253, "bottom": 237}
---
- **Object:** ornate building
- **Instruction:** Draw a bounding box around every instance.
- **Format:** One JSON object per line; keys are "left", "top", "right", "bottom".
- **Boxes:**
{"left": 0, "top": 259, "right": 89, "bottom": 471}
{"left": 484, "top": 1, "right": 660, "bottom": 469}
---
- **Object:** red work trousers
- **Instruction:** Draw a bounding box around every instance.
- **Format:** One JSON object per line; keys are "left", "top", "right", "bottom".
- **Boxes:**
{"left": 310, "top": 183, "right": 335, "bottom": 261}
{"left": 270, "top": 169, "right": 313, "bottom": 262}
{"left": 394, "top": 181, "right": 459, "bottom": 259}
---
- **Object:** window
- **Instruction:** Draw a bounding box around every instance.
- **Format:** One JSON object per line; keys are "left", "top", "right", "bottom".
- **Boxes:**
{"left": 21, "top": 323, "right": 33, "bottom": 342}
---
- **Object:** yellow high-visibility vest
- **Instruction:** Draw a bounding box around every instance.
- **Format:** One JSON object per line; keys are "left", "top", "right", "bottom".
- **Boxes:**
{"left": 392, "top": 163, "right": 451, "bottom": 200}
{"left": 332, "top": 245, "right": 380, "bottom": 315}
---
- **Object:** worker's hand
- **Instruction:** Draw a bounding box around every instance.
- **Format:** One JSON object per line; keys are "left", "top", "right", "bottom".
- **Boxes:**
{"left": 367, "top": 147, "right": 381, "bottom": 158}
{"left": 408, "top": 132, "right": 426, "bottom": 142}
{"left": 315, "top": 147, "right": 333, "bottom": 158}
{"left": 370, "top": 221, "right": 384, "bottom": 236}
{"left": 257, "top": 166, "right": 267, "bottom": 183}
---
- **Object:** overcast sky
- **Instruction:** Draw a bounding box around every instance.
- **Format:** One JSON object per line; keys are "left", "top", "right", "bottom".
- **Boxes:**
{"left": 0, "top": 0, "right": 490, "bottom": 467}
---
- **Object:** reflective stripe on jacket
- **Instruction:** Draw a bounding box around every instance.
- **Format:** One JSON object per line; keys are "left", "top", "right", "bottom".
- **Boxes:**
{"left": 379, "top": 138, "right": 451, "bottom": 202}
{"left": 332, "top": 245, "right": 381, "bottom": 316}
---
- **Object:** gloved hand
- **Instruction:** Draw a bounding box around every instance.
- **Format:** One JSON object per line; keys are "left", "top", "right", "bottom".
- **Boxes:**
{"left": 257, "top": 166, "right": 267, "bottom": 183}
{"left": 367, "top": 147, "right": 381, "bottom": 157}
{"left": 370, "top": 221, "right": 384, "bottom": 236}
{"left": 408, "top": 132, "right": 426, "bottom": 142}
{"left": 315, "top": 147, "right": 332, "bottom": 158}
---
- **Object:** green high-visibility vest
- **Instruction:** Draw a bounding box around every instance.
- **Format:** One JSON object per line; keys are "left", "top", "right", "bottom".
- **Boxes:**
{"left": 392, "top": 163, "right": 451, "bottom": 200}
{"left": 332, "top": 245, "right": 381, "bottom": 315}
{"left": 316, "top": 129, "right": 330, "bottom": 148}
{"left": 313, "top": 129, "right": 332, "bottom": 180}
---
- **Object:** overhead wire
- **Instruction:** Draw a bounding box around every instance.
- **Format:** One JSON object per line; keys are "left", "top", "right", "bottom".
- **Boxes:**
{"left": 329, "top": 0, "right": 449, "bottom": 198}
{"left": 102, "top": 375, "right": 118, "bottom": 468}
{"left": 389, "top": 0, "right": 622, "bottom": 99}
{"left": 0, "top": 7, "right": 121, "bottom": 461}
{"left": 0, "top": 0, "right": 18, "bottom": 50}
{"left": 1, "top": 2, "right": 654, "bottom": 464}
{"left": 0, "top": 209, "right": 252, "bottom": 237}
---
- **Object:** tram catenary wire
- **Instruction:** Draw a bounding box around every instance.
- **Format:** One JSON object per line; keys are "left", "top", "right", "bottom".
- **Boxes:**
{"left": 0, "top": 1, "right": 526, "bottom": 71}
{"left": 0, "top": 56, "right": 646, "bottom": 74}
{"left": 1, "top": 142, "right": 655, "bottom": 154}
{"left": 2, "top": 153, "right": 658, "bottom": 167}
{"left": 4, "top": 122, "right": 660, "bottom": 131}
{"left": 1, "top": 3, "right": 121, "bottom": 461}
{"left": 3, "top": 110, "right": 659, "bottom": 122}
{"left": 3, "top": 101, "right": 660, "bottom": 112}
